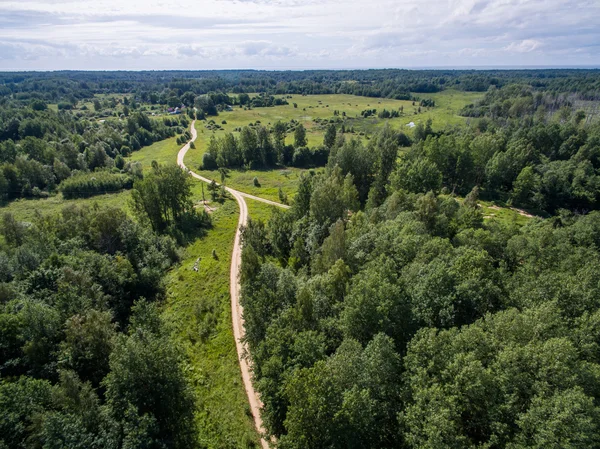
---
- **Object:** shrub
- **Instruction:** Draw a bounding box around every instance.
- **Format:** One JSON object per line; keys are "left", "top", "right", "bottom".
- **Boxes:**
{"left": 202, "top": 153, "right": 218, "bottom": 170}
{"left": 253, "top": 177, "right": 261, "bottom": 187}
{"left": 60, "top": 171, "right": 133, "bottom": 199}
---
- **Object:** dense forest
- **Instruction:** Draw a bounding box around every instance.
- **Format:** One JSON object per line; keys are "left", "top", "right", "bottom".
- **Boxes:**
{"left": 235, "top": 71, "right": 600, "bottom": 447}
{"left": 240, "top": 149, "right": 600, "bottom": 449}
{"left": 2, "top": 69, "right": 600, "bottom": 102}
{"left": 0, "top": 163, "right": 210, "bottom": 449}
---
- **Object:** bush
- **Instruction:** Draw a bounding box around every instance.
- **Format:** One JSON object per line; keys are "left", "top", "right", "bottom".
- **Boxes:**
{"left": 253, "top": 177, "right": 261, "bottom": 187}
{"left": 60, "top": 171, "right": 133, "bottom": 199}
{"left": 292, "top": 146, "right": 312, "bottom": 168}
{"left": 202, "top": 152, "right": 218, "bottom": 170}
{"left": 278, "top": 187, "right": 288, "bottom": 205}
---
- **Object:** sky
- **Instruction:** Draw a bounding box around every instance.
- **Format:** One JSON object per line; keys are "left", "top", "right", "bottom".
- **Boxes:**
{"left": 0, "top": 0, "right": 598, "bottom": 70}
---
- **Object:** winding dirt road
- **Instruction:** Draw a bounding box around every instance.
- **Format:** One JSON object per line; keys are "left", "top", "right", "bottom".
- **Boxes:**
{"left": 178, "top": 120, "right": 287, "bottom": 449}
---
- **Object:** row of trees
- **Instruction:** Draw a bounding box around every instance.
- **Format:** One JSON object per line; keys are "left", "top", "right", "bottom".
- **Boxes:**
{"left": 201, "top": 122, "right": 334, "bottom": 170}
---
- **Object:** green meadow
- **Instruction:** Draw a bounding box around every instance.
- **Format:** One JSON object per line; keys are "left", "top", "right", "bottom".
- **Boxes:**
{"left": 162, "top": 199, "right": 260, "bottom": 448}
{"left": 0, "top": 190, "right": 132, "bottom": 222}
{"left": 128, "top": 134, "right": 182, "bottom": 170}
{"left": 184, "top": 91, "right": 482, "bottom": 201}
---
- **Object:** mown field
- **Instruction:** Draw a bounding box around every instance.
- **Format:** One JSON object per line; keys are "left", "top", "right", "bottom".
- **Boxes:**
{"left": 128, "top": 134, "right": 182, "bottom": 170}
{"left": 0, "top": 190, "right": 132, "bottom": 222}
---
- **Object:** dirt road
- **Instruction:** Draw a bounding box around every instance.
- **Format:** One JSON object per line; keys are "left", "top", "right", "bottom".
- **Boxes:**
{"left": 178, "top": 120, "right": 287, "bottom": 448}
{"left": 177, "top": 121, "right": 290, "bottom": 209}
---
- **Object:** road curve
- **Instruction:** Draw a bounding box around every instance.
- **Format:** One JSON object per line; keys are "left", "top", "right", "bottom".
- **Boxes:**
{"left": 178, "top": 120, "right": 287, "bottom": 449}
{"left": 177, "top": 121, "right": 290, "bottom": 210}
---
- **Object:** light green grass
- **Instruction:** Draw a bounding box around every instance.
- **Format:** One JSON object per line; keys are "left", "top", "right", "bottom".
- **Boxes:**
{"left": 128, "top": 135, "right": 182, "bottom": 171}
{"left": 418, "top": 90, "right": 485, "bottom": 129}
{"left": 479, "top": 200, "right": 532, "bottom": 226}
{"left": 246, "top": 198, "right": 277, "bottom": 223}
{"left": 162, "top": 198, "right": 259, "bottom": 448}
{"left": 202, "top": 167, "right": 316, "bottom": 203}
{"left": 0, "top": 191, "right": 132, "bottom": 222}
{"left": 184, "top": 92, "right": 482, "bottom": 201}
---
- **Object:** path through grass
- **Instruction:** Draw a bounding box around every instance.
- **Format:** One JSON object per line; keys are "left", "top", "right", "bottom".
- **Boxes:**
{"left": 162, "top": 199, "right": 260, "bottom": 448}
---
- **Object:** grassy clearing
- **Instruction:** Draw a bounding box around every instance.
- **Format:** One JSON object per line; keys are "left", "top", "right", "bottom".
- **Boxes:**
{"left": 203, "top": 167, "right": 317, "bottom": 203}
{"left": 479, "top": 200, "right": 532, "bottom": 226}
{"left": 162, "top": 198, "right": 259, "bottom": 448}
{"left": 246, "top": 197, "right": 277, "bottom": 223}
{"left": 184, "top": 91, "right": 482, "bottom": 200}
{"left": 0, "top": 190, "right": 132, "bottom": 222}
{"left": 418, "top": 90, "right": 485, "bottom": 129}
{"left": 128, "top": 135, "right": 182, "bottom": 170}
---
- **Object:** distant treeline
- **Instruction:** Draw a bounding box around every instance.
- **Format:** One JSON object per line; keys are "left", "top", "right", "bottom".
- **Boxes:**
{"left": 2, "top": 69, "right": 600, "bottom": 105}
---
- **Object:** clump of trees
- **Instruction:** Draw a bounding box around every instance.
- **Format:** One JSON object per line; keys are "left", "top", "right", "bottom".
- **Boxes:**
{"left": 394, "top": 114, "right": 600, "bottom": 213}
{"left": 131, "top": 162, "right": 211, "bottom": 241}
{"left": 201, "top": 121, "right": 329, "bottom": 170}
{"left": 0, "top": 101, "right": 188, "bottom": 201}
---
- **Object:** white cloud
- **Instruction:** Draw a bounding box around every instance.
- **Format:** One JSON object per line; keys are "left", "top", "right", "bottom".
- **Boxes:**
{"left": 504, "top": 39, "right": 542, "bottom": 53}
{"left": 0, "top": 0, "right": 597, "bottom": 69}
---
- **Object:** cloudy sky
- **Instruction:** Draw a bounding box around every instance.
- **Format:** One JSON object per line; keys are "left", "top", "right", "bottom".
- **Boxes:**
{"left": 0, "top": 0, "right": 598, "bottom": 70}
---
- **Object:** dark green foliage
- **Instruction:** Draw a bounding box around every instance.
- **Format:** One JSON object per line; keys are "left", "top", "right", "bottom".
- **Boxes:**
{"left": 0, "top": 200, "right": 196, "bottom": 449}
{"left": 391, "top": 118, "right": 600, "bottom": 212}
{"left": 403, "top": 304, "right": 600, "bottom": 449}
{"left": 323, "top": 124, "right": 336, "bottom": 149}
{"left": 60, "top": 171, "right": 133, "bottom": 199}
{"left": 200, "top": 122, "right": 327, "bottom": 169}
{"left": 240, "top": 153, "right": 600, "bottom": 447}
{"left": 103, "top": 302, "right": 196, "bottom": 449}
{"left": 294, "top": 124, "right": 307, "bottom": 148}
{"left": 131, "top": 162, "right": 211, "bottom": 239}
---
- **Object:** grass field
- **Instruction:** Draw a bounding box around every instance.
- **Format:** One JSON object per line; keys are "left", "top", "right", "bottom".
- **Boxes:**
{"left": 199, "top": 166, "right": 317, "bottom": 203}
{"left": 479, "top": 200, "right": 533, "bottom": 226}
{"left": 0, "top": 190, "right": 132, "bottom": 222}
{"left": 128, "top": 134, "right": 182, "bottom": 170}
{"left": 162, "top": 198, "right": 259, "bottom": 448}
{"left": 246, "top": 197, "right": 277, "bottom": 223}
{"left": 184, "top": 91, "right": 482, "bottom": 201}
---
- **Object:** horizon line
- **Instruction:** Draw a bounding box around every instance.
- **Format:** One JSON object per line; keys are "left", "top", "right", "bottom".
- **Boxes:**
{"left": 1, "top": 65, "right": 600, "bottom": 73}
